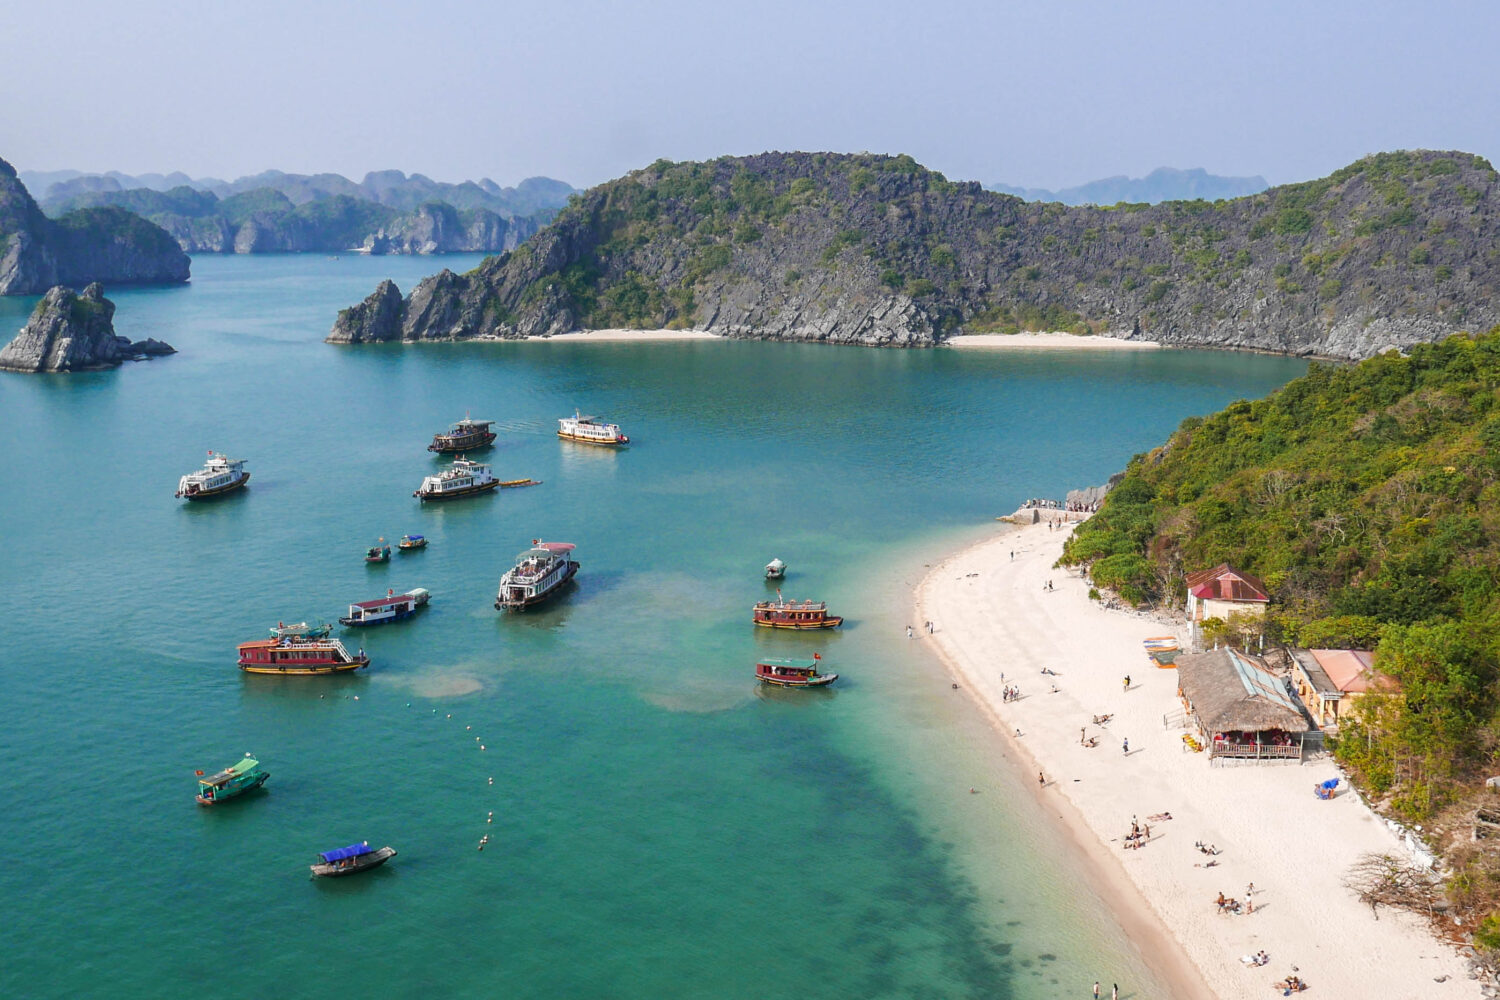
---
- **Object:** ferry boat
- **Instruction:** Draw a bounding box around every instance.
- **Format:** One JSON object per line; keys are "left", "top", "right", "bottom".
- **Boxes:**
{"left": 752, "top": 595, "right": 844, "bottom": 629}
{"left": 765, "top": 558, "right": 786, "bottom": 580}
{"left": 414, "top": 458, "right": 499, "bottom": 501}
{"left": 756, "top": 654, "right": 838, "bottom": 688}
{"left": 310, "top": 842, "right": 397, "bottom": 878}
{"left": 495, "top": 541, "right": 579, "bottom": 610}
{"left": 558, "top": 411, "right": 629, "bottom": 446}
{"left": 339, "top": 588, "right": 429, "bottom": 627}
{"left": 195, "top": 755, "right": 269, "bottom": 805}
{"left": 237, "top": 634, "right": 370, "bottom": 675}
{"left": 428, "top": 417, "right": 496, "bottom": 453}
{"left": 269, "top": 621, "right": 332, "bottom": 640}
{"left": 397, "top": 534, "right": 427, "bottom": 551}
{"left": 365, "top": 539, "right": 391, "bottom": 563}
{"left": 175, "top": 451, "right": 250, "bottom": 500}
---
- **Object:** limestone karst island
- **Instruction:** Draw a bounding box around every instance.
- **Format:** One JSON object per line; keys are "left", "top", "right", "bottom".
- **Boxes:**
{"left": 7, "top": 5, "right": 1500, "bottom": 1000}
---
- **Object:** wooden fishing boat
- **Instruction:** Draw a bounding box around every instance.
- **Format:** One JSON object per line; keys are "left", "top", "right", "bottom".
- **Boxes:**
{"left": 752, "top": 595, "right": 844, "bottom": 629}
{"left": 269, "top": 621, "right": 332, "bottom": 640}
{"left": 756, "top": 655, "right": 838, "bottom": 687}
{"left": 496, "top": 541, "right": 579, "bottom": 610}
{"left": 397, "top": 534, "right": 427, "bottom": 550}
{"left": 339, "top": 588, "right": 429, "bottom": 627}
{"left": 558, "top": 411, "right": 629, "bottom": 446}
{"left": 414, "top": 458, "right": 499, "bottom": 501}
{"left": 365, "top": 540, "right": 392, "bottom": 563}
{"left": 428, "top": 417, "right": 496, "bottom": 453}
{"left": 175, "top": 451, "right": 250, "bottom": 500}
{"left": 309, "top": 842, "right": 397, "bottom": 877}
{"left": 195, "top": 755, "right": 269, "bottom": 805}
{"left": 765, "top": 558, "right": 786, "bottom": 580}
{"left": 237, "top": 635, "right": 370, "bottom": 675}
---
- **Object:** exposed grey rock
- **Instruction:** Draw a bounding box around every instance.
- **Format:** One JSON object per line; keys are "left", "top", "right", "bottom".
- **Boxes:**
{"left": 1067, "top": 472, "right": 1125, "bottom": 509}
{"left": 0, "top": 283, "right": 174, "bottom": 372}
{"left": 328, "top": 279, "right": 405, "bottom": 343}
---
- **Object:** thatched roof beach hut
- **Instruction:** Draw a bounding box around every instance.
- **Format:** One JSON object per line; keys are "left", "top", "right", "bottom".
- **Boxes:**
{"left": 1176, "top": 647, "right": 1310, "bottom": 762}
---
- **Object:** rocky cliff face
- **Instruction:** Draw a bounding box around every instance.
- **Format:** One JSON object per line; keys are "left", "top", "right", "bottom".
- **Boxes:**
{"left": 0, "top": 283, "right": 174, "bottom": 372}
{"left": 330, "top": 150, "right": 1500, "bottom": 359}
{"left": 0, "top": 158, "right": 189, "bottom": 294}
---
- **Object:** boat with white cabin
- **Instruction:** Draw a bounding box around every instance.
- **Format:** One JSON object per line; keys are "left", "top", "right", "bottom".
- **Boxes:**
{"left": 175, "top": 452, "right": 250, "bottom": 500}
{"left": 495, "top": 541, "right": 579, "bottom": 610}
{"left": 413, "top": 458, "right": 499, "bottom": 501}
{"left": 339, "top": 588, "right": 430, "bottom": 627}
{"left": 558, "top": 411, "right": 629, "bottom": 446}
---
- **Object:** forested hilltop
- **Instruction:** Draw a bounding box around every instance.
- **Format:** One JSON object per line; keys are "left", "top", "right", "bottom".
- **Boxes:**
{"left": 330, "top": 149, "right": 1500, "bottom": 356}
{"left": 1059, "top": 329, "right": 1500, "bottom": 936}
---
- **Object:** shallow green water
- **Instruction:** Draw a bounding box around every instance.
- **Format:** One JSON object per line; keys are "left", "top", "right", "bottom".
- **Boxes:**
{"left": 0, "top": 255, "right": 1306, "bottom": 999}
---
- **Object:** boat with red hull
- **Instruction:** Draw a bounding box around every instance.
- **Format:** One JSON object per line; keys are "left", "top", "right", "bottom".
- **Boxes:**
{"left": 752, "top": 595, "right": 844, "bottom": 629}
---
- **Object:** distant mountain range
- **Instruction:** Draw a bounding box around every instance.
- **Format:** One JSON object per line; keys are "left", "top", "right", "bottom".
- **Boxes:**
{"left": 17, "top": 168, "right": 577, "bottom": 255}
{"left": 988, "top": 167, "right": 1268, "bottom": 205}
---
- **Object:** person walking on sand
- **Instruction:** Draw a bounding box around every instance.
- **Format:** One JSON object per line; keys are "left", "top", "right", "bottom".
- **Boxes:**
{"left": 906, "top": 625, "right": 913, "bottom": 639}
{"left": 1122, "top": 675, "right": 1130, "bottom": 693}
{"left": 1038, "top": 771, "right": 1045, "bottom": 789}
{"left": 1122, "top": 738, "right": 1129, "bottom": 755}
{"left": 1093, "top": 983, "right": 1100, "bottom": 999}
{"left": 1111, "top": 985, "right": 1118, "bottom": 1000}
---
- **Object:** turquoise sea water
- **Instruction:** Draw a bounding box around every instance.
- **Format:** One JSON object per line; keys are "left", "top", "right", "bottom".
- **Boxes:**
{"left": 0, "top": 256, "right": 1307, "bottom": 999}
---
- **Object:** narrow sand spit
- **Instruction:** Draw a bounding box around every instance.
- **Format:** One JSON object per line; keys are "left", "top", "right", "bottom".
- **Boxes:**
{"left": 945, "top": 332, "right": 1160, "bottom": 350}
{"left": 917, "top": 521, "right": 1471, "bottom": 999}
{"left": 526, "top": 329, "right": 720, "bottom": 342}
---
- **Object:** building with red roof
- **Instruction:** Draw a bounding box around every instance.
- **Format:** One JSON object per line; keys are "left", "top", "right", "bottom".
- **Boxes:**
{"left": 1185, "top": 563, "right": 1270, "bottom": 623}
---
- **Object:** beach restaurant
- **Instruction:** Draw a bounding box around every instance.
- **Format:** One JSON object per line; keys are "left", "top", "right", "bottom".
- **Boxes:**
{"left": 1176, "top": 647, "right": 1310, "bottom": 762}
{"left": 1288, "top": 648, "right": 1393, "bottom": 728}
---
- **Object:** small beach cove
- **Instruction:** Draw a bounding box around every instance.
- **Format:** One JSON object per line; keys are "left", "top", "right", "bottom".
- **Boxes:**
{"left": 919, "top": 520, "right": 1474, "bottom": 999}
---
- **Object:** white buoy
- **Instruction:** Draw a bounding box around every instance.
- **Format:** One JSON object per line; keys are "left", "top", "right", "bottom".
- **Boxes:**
{"left": 466, "top": 726, "right": 472, "bottom": 731}
{"left": 480, "top": 745, "right": 486, "bottom": 751}
{"left": 353, "top": 696, "right": 359, "bottom": 701}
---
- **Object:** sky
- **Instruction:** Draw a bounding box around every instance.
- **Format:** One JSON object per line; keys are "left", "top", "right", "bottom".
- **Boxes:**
{"left": 3, "top": 0, "right": 1497, "bottom": 191}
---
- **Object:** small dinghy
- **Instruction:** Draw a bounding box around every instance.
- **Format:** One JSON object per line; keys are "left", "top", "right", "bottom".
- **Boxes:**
{"left": 365, "top": 539, "right": 392, "bottom": 563}
{"left": 268, "top": 621, "right": 333, "bottom": 641}
{"left": 765, "top": 558, "right": 786, "bottom": 580}
{"left": 310, "top": 842, "right": 397, "bottom": 878}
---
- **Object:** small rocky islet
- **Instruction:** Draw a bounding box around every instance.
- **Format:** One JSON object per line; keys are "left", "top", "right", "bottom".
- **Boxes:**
{"left": 329, "top": 148, "right": 1500, "bottom": 359}
{"left": 0, "top": 282, "right": 174, "bottom": 373}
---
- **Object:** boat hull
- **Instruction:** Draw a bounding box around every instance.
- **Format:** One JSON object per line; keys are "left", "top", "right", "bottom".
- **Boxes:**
{"left": 177, "top": 473, "right": 251, "bottom": 500}
{"left": 428, "top": 432, "right": 496, "bottom": 453}
{"left": 495, "top": 561, "right": 579, "bottom": 610}
{"left": 753, "top": 616, "right": 844, "bottom": 630}
{"left": 238, "top": 656, "right": 370, "bottom": 675}
{"left": 310, "top": 846, "right": 397, "bottom": 877}
{"left": 196, "top": 771, "right": 269, "bottom": 805}
{"left": 758, "top": 673, "right": 839, "bottom": 687}
{"left": 414, "top": 479, "right": 501, "bottom": 502}
{"left": 557, "top": 430, "right": 628, "bottom": 446}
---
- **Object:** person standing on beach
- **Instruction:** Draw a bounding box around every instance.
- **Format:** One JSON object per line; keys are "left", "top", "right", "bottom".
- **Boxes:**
{"left": 1111, "top": 985, "right": 1118, "bottom": 1000}
{"left": 906, "top": 625, "right": 914, "bottom": 639}
{"left": 1093, "top": 983, "right": 1100, "bottom": 999}
{"left": 1122, "top": 738, "right": 1129, "bottom": 755}
{"left": 1038, "top": 771, "right": 1045, "bottom": 789}
{"left": 1122, "top": 675, "right": 1130, "bottom": 693}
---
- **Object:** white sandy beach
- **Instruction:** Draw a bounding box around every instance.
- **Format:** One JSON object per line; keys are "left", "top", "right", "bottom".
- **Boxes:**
{"left": 917, "top": 521, "right": 1472, "bottom": 999}
{"left": 526, "top": 328, "right": 721, "bottom": 342}
{"left": 946, "top": 333, "right": 1160, "bottom": 350}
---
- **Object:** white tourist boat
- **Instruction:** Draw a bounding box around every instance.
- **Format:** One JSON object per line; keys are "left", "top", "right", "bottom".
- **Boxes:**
{"left": 557, "top": 411, "right": 629, "bottom": 446}
{"left": 413, "top": 458, "right": 499, "bottom": 502}
{"left": 495, "top": 541, "right": 579, "bottom": 610}
{"left": 175, "top": 451, "right": 250, "bottom": 500}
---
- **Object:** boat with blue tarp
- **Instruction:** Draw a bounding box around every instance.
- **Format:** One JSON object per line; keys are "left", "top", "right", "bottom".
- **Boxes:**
{"left": 310, "top": 841, "right": 397, "bottom": 877}
{"left": 196, "top": 755, "right": 269, "bottom": 805}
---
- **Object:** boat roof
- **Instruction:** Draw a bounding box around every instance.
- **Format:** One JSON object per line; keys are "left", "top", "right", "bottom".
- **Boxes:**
{"left": 452, "top": 419, "right": 493, "bottom": 427}
{"left": 351, "top": 594, "right": 411, "bottom": 609}
{"left": 319, "top": 842, "right": 373, "bottom": 863}
{"left": 758, "top": 658, "right": 818, "bottom": 669}
{"left": 516, "top": 542, "right": 575, "bottom": 561}
{"left": 238, "top": 637, "right": 341, "bottom": 649}
{"left": 401, "top": 534, "right": 424, "bottom": 541}
{"left": 203, "top": 757, "right": 260, "bottom": 783}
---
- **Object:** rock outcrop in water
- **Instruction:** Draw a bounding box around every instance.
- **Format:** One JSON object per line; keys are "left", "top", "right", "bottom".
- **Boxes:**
{"left": 0, "top": 158, "right": 190, "bottom": 295}
{"left": 330, "top": 149, "right": 1500, "bottom": 359}
{"left": 0, "top": 283, "right": 175, "bottom": 372}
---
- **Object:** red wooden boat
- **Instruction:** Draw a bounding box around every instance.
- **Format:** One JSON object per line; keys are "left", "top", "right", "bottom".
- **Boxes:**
{"left": 237, "top": 635, "right": 370, "bottom": 675}
{"left": 752, "top": 594, "right": 844, "bottom": 629}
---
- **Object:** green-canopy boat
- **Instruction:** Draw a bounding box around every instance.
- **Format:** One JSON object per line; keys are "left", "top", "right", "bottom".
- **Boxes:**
{"left": 196, "top": 756, "right": 269, "bottom": 805}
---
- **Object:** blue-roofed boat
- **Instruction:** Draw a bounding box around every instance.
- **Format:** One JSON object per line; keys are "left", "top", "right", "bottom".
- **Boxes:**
{"left": 309, "top": 841, "right": 398, "bottom": 877}
{"left": 397, "top": 534, "right": 427, "bottom": 551}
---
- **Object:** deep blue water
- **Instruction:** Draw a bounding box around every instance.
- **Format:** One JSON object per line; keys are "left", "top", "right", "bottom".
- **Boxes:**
{"left": 0, "top": 254, "right": 1307, "bottom": 999}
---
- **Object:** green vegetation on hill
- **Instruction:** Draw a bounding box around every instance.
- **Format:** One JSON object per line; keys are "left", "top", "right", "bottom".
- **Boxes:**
{"left": 1061, "top": 330, "right": 1500, "bottom": 824}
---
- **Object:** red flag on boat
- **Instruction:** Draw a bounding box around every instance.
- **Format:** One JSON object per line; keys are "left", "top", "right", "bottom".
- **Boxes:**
{"left": 813, "top": 653, "right": 821, "bottom": 660}
{"left": 194, "top": 770, "right": 204, "bottom": 775}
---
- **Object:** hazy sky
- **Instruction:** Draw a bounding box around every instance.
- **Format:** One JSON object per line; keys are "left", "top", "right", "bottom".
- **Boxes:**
{"left": 4, "top": 0, "right": 1496, "bottom": 190}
